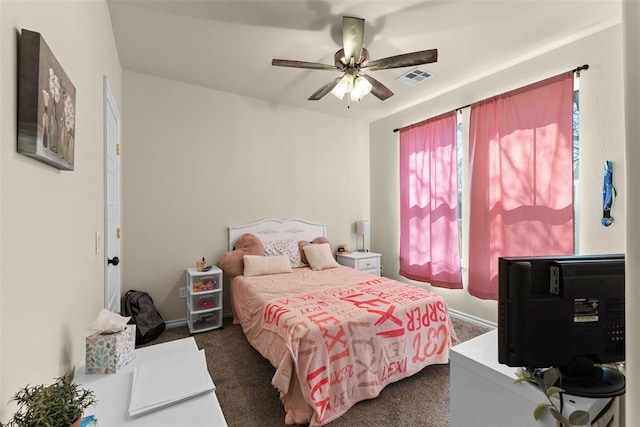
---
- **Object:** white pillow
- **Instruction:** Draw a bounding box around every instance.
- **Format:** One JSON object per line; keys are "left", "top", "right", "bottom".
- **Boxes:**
{"left": 302, "top": 243, "right": 340, "bottom": 271}
{"left": 263, "top": 239, "right": 304, "bottom": 268}
{"left": 243, "top": 255, "right": 293, "bottom": 277}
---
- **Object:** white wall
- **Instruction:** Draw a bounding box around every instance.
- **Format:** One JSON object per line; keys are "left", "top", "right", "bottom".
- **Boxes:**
{"left": 623, "top": 0, "right": 640, "bottom": 423}
{"left": 370, "top": 23, "right": 625, "bottom": 325}
{"left": 121, "top": 71, "right": 370, "bottom": 322}
{"left": 0, "top": 1, "right": 121, "bottom": 421}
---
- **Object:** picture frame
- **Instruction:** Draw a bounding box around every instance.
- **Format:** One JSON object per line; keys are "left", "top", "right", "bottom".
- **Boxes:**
{"left": 18, "top": 29, "right": 76, "bottom": 171}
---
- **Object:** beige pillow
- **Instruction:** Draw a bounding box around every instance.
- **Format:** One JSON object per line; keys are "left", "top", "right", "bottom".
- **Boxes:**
{"left": 302, "top": 243, "right": 339, "bottom": 271}
{"left": 299, "top": 237, "right": 332, "bottom": 265}
{"left": 243, "top": 255, "right": 293, "bottom": 277}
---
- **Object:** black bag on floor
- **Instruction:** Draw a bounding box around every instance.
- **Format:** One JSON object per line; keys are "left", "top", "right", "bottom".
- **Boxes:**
{"left": 121, "top": 290, "right": 166, "bottom": 345}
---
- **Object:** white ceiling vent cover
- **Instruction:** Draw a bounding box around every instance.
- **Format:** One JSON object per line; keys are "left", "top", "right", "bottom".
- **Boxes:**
{"left": 396, "top": 68, "right": 433, "bottom": 86}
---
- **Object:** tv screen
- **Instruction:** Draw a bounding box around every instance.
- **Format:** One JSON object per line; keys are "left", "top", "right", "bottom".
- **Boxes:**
{"left": 498, "top": 254, "right": 625, "bottom": 398}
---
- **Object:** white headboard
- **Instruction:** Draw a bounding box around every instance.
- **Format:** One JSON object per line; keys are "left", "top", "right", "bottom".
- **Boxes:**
{"left": 228, "top": 218, "right": 327, "bottom": 250}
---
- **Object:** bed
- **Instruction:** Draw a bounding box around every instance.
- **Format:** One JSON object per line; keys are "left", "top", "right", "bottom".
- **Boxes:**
{"left": 224, "top": 218, "right": 456, "bottom": 426}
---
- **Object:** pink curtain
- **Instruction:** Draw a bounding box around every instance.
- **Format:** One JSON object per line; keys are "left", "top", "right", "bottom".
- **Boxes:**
{"left": 399, "top": 111, "right": 462, "bottom": 289}
{"left": 467, "top": 72, "right": 575, "bottom": 300}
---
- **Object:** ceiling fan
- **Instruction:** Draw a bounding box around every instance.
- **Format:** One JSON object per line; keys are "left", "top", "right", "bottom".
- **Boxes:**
{"left": 272, "top": 16, "right": 438, "bottom": 103}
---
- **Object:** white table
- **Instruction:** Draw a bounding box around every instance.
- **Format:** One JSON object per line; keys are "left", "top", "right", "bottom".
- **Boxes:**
{"left": 75, "top": 337, "right": 227, "bottom": 426}
{"left": 450, "top": 329, "right": 618, "bottom": 427}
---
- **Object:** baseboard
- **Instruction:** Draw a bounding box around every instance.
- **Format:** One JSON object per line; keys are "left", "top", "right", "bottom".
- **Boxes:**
{"left": 448, "top": 308, "right": 496, "bottom": 330}
{"left": 165, "top": 318, "right": 187, "bottom": 329}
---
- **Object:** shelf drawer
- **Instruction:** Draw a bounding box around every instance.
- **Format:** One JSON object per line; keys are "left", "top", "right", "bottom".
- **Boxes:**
{"left": 188, "top": 274, "right": 220, "bottom": 293}
{"left": 188, "top": 309, "right": 222, "bottom": 333}
{"left": 189, "top": 292, "right": 221, "bottom": 313}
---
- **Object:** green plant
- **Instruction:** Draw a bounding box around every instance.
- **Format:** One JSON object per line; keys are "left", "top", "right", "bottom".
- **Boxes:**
{"left": 515, "top": 367, "right": 589, "bottom": 427}
{"left": 2, "top": 375, "right": 96, "bottom": 427}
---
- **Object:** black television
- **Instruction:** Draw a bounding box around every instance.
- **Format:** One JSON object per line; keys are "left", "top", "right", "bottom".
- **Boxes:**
{"left": 498, "top": 254, "right": 625, "bottom": 398}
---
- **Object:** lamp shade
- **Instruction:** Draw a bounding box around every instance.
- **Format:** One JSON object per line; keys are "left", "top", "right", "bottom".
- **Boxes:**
{"left": 355, "top": 220, "right": 371, "bottom": 236}
{"left": 350, "top": 76, "right": 373, "bottom": 101}
{"left": 331, "top": 74, "right": 355, "bottom": 100}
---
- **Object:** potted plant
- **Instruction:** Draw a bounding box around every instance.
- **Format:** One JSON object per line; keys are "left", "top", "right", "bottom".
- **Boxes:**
{"left": 515, "top": 367, "right": 590, "bottom": 427}
{"left": 2, "top": 375, "right": 96, "bottom": 427}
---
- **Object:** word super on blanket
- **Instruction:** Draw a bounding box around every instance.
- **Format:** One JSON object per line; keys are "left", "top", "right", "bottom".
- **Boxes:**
{"left": 262, "top": 276, "right": 452, "bottom": 426}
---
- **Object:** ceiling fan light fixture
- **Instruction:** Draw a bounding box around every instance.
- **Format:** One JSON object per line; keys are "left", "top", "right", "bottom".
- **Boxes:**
{"left": 350, "top": 76, "right": 373, "bottom": 101}
{"left": 331, "top": 74, "right": 355, "bottom": 100}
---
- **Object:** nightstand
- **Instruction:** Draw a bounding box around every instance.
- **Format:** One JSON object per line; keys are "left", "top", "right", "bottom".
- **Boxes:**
{"left": 186, "top": 266, "right": 223, "bottom": 333}
{"left": 336, "top": 252, "right": 382, "bottom": 276}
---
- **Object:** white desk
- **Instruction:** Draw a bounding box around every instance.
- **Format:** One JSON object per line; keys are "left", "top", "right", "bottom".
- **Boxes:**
{"left": 75, "top": 337, "right": 227, "bottom": 426}
{"left": 450, "top": 329, "right": 617, "bottom": 427}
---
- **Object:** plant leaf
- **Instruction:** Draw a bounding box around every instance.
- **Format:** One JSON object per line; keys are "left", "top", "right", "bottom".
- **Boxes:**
{"left": 569, "top": 410, "right": 591, "bottom": 426}
{"left": 534, "top": 403, "right": 552, "bottom": 420}
{"left": 543, "top": 368, "right": 561, "bottom": 387}
{"left": 515, "top": 367, "right": 529, "bottom": 381}
{"left": 545, "top": 386, "right": 566, "bottom": 397}
{"left": 549, "top": 407, "right": 570, "bottom": 425}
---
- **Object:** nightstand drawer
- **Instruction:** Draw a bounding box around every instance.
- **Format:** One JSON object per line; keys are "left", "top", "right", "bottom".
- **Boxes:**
{"left": 356, "top": 256, "right": 380, "bottom": 271}
{"left": 336, "top": 252, "right": 382, "bottom": 276}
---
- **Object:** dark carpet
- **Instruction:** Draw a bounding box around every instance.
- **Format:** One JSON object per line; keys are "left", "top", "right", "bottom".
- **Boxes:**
{"left": 143, "top": 316, "right": 491, "bottom": 426}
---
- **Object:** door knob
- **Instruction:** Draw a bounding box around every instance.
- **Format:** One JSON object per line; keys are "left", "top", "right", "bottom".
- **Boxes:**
{"left": 108, "top": 256, "right": 120, "bottom": 266}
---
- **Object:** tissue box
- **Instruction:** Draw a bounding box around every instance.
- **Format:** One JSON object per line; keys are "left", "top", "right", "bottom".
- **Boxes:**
{"left": 85, "top": 325, "right": 136, "bottom": 374}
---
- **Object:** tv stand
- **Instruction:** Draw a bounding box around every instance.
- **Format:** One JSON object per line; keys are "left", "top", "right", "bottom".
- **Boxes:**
{"left": 558, "top": 362, "right": 626, "bottom": 399}
{"left": 450, "top": 330, "right": 621, "bottom": 426}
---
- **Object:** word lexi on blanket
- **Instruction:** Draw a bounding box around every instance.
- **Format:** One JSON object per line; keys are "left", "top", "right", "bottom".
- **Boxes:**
{"left": 262, "top": 277, "right": 452, "bottom": 426}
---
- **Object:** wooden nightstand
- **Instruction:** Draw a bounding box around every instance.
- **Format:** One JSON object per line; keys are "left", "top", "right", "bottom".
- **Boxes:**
{"left": 336, "top": 252, "right": 382, "bottom": 276}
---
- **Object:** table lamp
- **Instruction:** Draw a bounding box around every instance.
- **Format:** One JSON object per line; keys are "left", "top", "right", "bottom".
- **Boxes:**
{"left": 355, "top": 220, "right": 370, "bottom": 252}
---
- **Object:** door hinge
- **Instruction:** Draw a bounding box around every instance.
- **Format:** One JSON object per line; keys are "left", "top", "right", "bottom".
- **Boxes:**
{"left": 116, "top": 227, "right": 121, "bottom": 239}
{"left": 116, "top": 144, "right": 120, "bottom": 155}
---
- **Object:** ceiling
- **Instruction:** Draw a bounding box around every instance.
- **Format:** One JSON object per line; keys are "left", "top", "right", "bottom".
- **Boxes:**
{"left": 107, "top": 0, "right": 621, "bottom": 123}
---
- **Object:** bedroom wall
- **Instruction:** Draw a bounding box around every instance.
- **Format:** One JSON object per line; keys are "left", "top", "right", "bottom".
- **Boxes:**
{"left": 369, "top": 23, "right": 625, "bottom": 325}
{"left": 121, "top": 71, "right": 370, "bottom": 322}
{"left": 623, "top": 1, "right": 640, "bottom": 423}
{"left": 0, "top": 1, "right": 121, "bottom": 421}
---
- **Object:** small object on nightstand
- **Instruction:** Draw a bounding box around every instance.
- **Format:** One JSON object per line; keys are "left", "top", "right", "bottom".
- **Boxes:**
{"left": 337, "top": 244, "right": 351, "bottom": 254}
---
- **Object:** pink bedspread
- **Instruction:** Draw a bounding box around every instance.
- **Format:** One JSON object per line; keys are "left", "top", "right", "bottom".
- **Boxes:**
{"left": 231, "top": 266, "right": 454, "bottom": 426}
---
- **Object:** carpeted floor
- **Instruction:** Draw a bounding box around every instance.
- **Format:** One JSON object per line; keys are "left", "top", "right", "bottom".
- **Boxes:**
{"left": 143, "top": 316, "right": 491, "bottom": 426}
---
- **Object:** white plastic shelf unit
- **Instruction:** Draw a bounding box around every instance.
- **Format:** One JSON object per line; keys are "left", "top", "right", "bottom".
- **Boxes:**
{"left": 186, "top": 266, "right": 223, "bottom": 333}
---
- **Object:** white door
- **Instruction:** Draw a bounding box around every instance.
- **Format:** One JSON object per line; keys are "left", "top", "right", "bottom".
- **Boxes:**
{"left": 104, "top": 76, "right": 121, "bottom": 313}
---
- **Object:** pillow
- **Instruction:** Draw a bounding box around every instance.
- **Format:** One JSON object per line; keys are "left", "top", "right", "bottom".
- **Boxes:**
{"left": 302, "top": 243, "right": 340, "bottom": 271}
{"left": 243, "top": 255, "right": 293, "bottom": 277}
{"left": 263, "top": 239, "right": 304, "bottom": 268}
{"left": 299, "top": 237, "right": 332, "bottom": 265}
{"left": 218, "top": 233, "right": 265, "bottom": 277}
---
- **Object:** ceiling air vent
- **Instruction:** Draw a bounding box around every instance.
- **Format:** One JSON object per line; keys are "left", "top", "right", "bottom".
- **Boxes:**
{"left": 396, "top": 68, "right": 433, "bottom": 86}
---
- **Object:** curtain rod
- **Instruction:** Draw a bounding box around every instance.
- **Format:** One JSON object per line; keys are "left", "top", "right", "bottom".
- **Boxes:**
{"left": 392, "top": 64, "right": 589, "bottom": 133}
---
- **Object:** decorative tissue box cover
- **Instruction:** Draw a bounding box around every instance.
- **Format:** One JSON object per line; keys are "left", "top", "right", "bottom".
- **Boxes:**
{"left": 85, "top": 324, "right": 136, "bottom": 374}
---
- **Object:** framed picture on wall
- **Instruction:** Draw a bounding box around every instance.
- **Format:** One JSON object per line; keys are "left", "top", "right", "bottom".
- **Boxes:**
{"left": 18, "top": 29, "right": 76, "bottom": 171}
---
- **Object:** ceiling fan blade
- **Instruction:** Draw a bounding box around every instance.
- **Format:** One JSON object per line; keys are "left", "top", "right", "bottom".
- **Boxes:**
{"left": 272, "top": 59, "right": 339, "bottom": 71}
{"left": 342, "top": 16, "right": 365, "bottom": 65}
{"left": 361, "top": 74, "right": 394, "bottom": 100}
{"left": 364, "top": 49, "right": 438, "bottom": 71}
{"left": 308, "top": 77, "right": 341, "bottom": 101}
